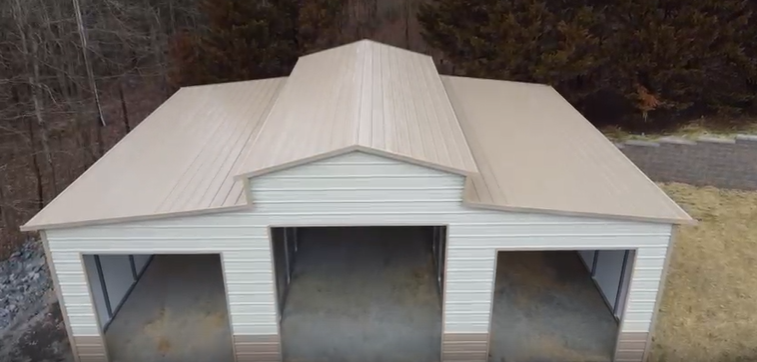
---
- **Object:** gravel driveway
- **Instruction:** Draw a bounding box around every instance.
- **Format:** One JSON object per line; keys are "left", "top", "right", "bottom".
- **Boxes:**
{"left": 0, "top": 239, "right": 74, "bottom": 362}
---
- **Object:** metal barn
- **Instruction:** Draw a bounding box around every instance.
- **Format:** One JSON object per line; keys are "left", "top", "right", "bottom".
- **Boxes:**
{"left": 22, "top": 40, "right": 694, "bottom": 362}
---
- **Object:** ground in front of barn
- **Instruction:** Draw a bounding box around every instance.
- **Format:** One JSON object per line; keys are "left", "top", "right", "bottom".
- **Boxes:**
{"left": 280, "top": 226, "right": 443, "bottom": 362}
{"left": 488, "top": 251, "right": 617, "bottom": 362}
{"left": 103, "top": 254, "right": 234, "bottom": 362}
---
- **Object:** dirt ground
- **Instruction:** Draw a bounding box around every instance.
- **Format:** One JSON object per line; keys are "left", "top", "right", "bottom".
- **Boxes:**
{"left": 104, "top": 255, "right": 234, "bottom": 362}
{"left": 651, "top": 183, "right": 757, "bottom": 362}
{"left": 0, "top": 300, "right": 73, "bottom": 362}
{"left": 489, "top": 251, "right": 616, "bottom": 362}
{"left": 280, "top": 226, "right": 442, "bottom": 362}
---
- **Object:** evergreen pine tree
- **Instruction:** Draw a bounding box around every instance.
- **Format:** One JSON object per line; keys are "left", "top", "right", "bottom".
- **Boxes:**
{"left": 417, "top": 0, "right": 605, "bottom": 104}
{"left": 600, "top": 0, "right": 755, "bottom": 116}
{"left": 298, "top": 0, "right": 345, "bottom": 55}
{"left": 419, "top": 0, "right": 757, "bottom": 120}
{"left": 169, "top": 0, "right": 300, "bottom": 87}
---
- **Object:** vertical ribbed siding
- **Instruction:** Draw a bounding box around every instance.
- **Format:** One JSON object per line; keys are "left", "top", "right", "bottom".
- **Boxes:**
{"left": 615, "top": 246, "right": 669, "bottom": 362}
{"left": 44, "top": 224, "right": 280, "bottom": 362}
{"left": 445, "top": 232, "right": 669, "bottom": 362}
{"left": 246, "top": 152, "right": 672, "bottom": 362}
{"left": 41, "top": 235, "right": 83, "bottom": 362}
{"left": 46, "top": 151, "right": 673, "bottom": 362}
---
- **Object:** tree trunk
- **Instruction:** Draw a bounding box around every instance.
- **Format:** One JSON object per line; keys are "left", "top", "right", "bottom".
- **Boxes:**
{"left": 13, "top": 0, "right": 58, "bottom": 195}
{"left": 26, "top": 118, "right": 45, "bottom": 211}
{"left": 405, "top": 0, "right": 411, "bottom": 49}
{"left": 49, "top": 0, "right": 73, "bottom": 100}
{"left": 29, "top": 36, "right": 59, "bottom": 195}
{"left": 150, "top": 15, "right": 171, "bottom": 99}
{"left": 71, "top": 65, "right": 97, "bottom": 167}
{"left": 95, "top": 110, "right": 105, "bottom": 158}
{"left": 76, "top": 114, "right": 95, "bottom": 169}
{"left": 168, "top": 0, "right": 176, "bottom": 35}
{"left": 0, "top": 178, "right": 15, "bottom": 233}
{"left": 119, "top": 82, "right": 131, "bottom": 133}
{"left": 73, "top": 0, "right": 107, "bottom": 130}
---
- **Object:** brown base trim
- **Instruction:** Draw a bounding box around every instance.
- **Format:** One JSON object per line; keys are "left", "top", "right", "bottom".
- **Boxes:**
{"left": 615, "top": 332, "right": 648, "bottom": 362}
{"left": 72, "top": 335, "right": 107, "bottom": 362}
{"left": 442, "top": 333, "right": 489, "bottom": 362}
{"left": 233, "top": 334, "right": 281, "bottom": 362}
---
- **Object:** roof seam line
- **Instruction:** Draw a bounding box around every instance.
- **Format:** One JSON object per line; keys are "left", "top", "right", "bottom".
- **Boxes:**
{"left": 210, "top": 79, "right": 287, "bottom": 207}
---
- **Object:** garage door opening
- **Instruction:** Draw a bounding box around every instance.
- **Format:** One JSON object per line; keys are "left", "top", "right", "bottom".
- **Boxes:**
{"left": 272, "top": 226, "right": 446, "bottom": 362}
{"left": 489, "top": 250, "right": 634, "bottom": 362}
{"left": 82, "top": 254, "right": 234, "bottom": 361}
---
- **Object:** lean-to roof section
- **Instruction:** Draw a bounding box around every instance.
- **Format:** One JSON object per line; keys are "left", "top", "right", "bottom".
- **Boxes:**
{"left": 442, "top": 75, "right": 694, "bottom": 224}
{"left": 233, "top": 40, "right": 479, "bottom": 178}
{"left": 22, "top": 78, "right": 286, "bottom": 231}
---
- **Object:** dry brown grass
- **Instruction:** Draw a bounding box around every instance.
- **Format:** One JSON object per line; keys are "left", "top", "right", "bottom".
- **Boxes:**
{"left": 650, "top": 183, "right": 757, "bottom": 362}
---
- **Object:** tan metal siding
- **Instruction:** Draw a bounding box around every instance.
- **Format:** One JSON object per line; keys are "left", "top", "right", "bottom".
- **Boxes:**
{"left": 41, "top": 234, "right": 84, "bottom": 362}
{"left": 616, "top": 246, "right": 669, "bottom": 358}
{"left": 442, "top": 333, "right": 490, "bottom": 361}
{"left": 45, "top": 220, "right": 277, "bottom": 362}
{"left": 244, "top": 152, "right": 672, "bottom": 362}
{"left": 47, "top": 151, "right": 673, "bottom": 362}
{"left": 233, "top": 335, "right": 281, "bottom": 362}
{"left": 614, "top": 332, "right": 649, "bottom": 362}
{"left": 74, "top": 336, "right": 107, "bottom": 362}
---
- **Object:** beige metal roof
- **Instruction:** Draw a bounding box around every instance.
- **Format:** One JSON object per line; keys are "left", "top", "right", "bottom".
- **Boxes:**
{"left": 21, "top": 78, "right": 286, "bottom": 231}
{"left": 442, "top": 75, "right": 693, "bottom": 224}
{"left": 22, "top": 40, "right": 693, "bottom": 231}
{"left": 234, "top": 40, "right": 479, "bottom": 178}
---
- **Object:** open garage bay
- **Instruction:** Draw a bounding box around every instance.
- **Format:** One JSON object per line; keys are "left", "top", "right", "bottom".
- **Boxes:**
{"left": 97, "top": 254, "right": 234, "bottom": 362}
{"left": 489, "top": 251, "right": 620, "bottom": 362}
{"left": 278, "top": 226, "right": 443, "bottom": 362}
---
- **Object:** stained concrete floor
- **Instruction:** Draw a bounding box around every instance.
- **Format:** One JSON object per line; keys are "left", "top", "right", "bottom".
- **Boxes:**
{"left": 104, "top": 255, "right": 234, "bottom": 362}
{"left": 489, "top": 251, "right": 618, "bottom": 362}
{"left": 280, "top": 226, "right": 442, "bottom": 362}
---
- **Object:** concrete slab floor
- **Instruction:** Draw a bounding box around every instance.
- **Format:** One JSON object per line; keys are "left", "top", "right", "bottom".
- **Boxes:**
{"left": 104, "top": 254, "right": 233, "bottom": 362}
{"left": 489, "top": 251, "right": 618, "bottom": 362}
{"left": 281, "top": 226, "right": 442, "bottom": 362}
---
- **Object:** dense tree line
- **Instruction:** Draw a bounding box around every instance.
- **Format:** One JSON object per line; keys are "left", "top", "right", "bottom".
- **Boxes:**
{"left": 168, "top": 0, "right": 374, "bottom": 87}
{"left": 167, "top": 0, "right": 757, "bottom": 125}
{"left": 418, "top": 0, "right": 757, "bottom": 125}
